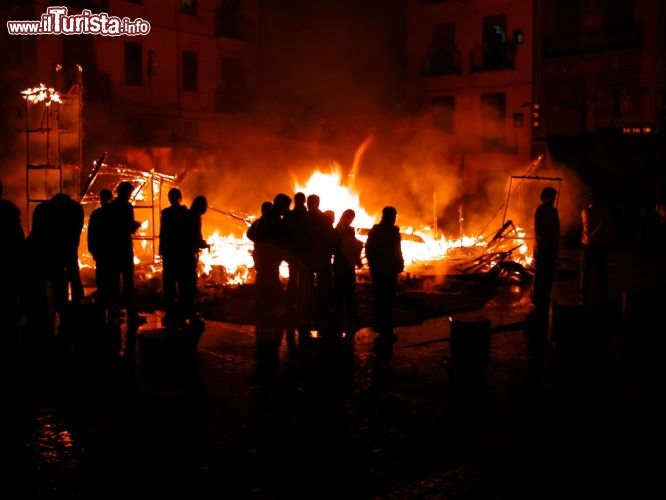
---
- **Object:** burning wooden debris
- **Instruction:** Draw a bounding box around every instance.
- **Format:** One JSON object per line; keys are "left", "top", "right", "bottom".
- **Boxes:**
{"left": 75, "top": 160, "right": 542, "bottom": 290}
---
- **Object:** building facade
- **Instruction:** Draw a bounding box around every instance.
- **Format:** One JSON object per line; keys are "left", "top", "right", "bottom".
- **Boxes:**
{"left": 535, "top": 0, "right": 664, "bottom": 208}
{"left": 406, "top": 0, "right": 664, "bottom": 243}
{"left": 1, "top": 0, "right": 258, "bottom": 170}
{"left": 406, "top": 0, "right": 536, "bottom": 196}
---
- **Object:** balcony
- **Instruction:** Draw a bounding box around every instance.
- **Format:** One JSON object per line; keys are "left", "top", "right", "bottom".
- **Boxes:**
{"left": 469, "top": 43, "right": 515, "bottom": 73}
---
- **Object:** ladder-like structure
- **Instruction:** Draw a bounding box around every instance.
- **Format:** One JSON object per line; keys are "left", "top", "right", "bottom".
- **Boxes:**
{"left": 21, "top": 65, "right": 83, "bottom": 231}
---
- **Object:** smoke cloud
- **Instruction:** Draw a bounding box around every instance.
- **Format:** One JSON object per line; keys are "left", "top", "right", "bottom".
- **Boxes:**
{"left": 0, "top": 1, "right": 593, "bottom": 250}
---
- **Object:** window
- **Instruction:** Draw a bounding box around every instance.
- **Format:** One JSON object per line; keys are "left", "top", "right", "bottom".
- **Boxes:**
{"left": 216, "top": 57, "right": 246, "bottom": 112}
{"left": 482, "top": 14, "right": 508, "bottom": 69}
{"left": 480, "top": 93, "right": 506, "bottom": 150}
{"left": 124, "top": 41, "right": 143, "bottom": 86}
{"left": 431, "top": 96, "right": 454, "bottom": 132}
{"left": 425, "top": 23, "right": 460, "bottom": 75}
{"left": 215, "top": 1, "right": 246, "bottom": 39}
{"left": 182, "top": 51, "right": 198, "bottom": 92}
{"left": 180, "top": 0, "right": 197, "bottom": 15}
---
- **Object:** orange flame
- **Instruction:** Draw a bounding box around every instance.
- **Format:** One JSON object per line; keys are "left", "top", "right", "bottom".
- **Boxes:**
{"left": 80, "top": 167, "right": 530, "bottom": 286}
{"left": 21, "top": 83, "right": 62, "bottom": 106}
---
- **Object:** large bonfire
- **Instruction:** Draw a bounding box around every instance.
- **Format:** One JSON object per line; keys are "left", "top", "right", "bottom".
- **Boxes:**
{"left": 111, "top": 163, "right": 530, "bottom": 288}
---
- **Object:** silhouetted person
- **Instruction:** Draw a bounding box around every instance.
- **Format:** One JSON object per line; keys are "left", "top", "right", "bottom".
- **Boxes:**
{"left": 302, "top": 194, "right": 336, "bottom": 331}
{"left": 365, "top": 206, "right": 404, "bottom": 341}
{"left": 24, "top": 198, "right": 52, "bottom": 339}
{"left": 22, "top": 193, "right": 83, "bottom": 344}
{"left": 283, "top": 192, "right": 309, "bottom": 328}
{"left": 159, "top": 187, "right": 191, "bottom": 325}
{"left": 0, "top": 181, "right": 25, "bottom": 342}
{"left": 324, "top": 210, "right": 335, "bottom": 226}
{"left": 532, "top": 186, "right": 560, "bottom": 310}
{"left": 332, "top": 208, "right": 363, "bottom": 337}
{"left": 246, "top": 200, "right": 273, "bottom": 245}
{"left": 249, "top": 193, "right": 291, "bottom": 335}
{"left": 49, "top": 193, "right": 85, "bottom": 311}
{"left": 182, "top": 194, "right": 210, "bottom": 327}
{"left": 87, "top": 188, "right": 114, "bottom": 317}
{"left": 580, "top": 191, "right": 615, "bottom": 307}
{"left": 108, "top": 181, "right": 142, "bottom": 324}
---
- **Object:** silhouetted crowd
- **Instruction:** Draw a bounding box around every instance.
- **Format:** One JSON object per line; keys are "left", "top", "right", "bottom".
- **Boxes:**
{"left": 0, "top": 179, "right": 408, "bottom": 358}
{"left": 247, "top": 192, "right": 404, "bottom": 349}
{"left": 0, "top": 181, "right": 211, "bottom": 351}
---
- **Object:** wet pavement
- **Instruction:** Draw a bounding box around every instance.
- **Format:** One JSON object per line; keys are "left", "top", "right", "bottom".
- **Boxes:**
{"left": 6, "top": 247, "right": 666, "bottom": 499}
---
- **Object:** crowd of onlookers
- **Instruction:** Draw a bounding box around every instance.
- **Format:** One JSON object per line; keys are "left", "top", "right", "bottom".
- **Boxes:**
{"left": 6, "top": 173, "right": 659, "bottom": 361}
{"left": 0, "top": 180, "right": 409, "bottom": 356}
{"left": 0, "top": 180, "right": 150, "bottom": 347}
{"left": 245, "top": 191, "right": 404, "bottom": 346}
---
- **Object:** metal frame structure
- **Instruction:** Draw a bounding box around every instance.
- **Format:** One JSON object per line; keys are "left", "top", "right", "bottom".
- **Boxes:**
{"left": 80, "top": 157, "right": 185, "bottom": 264}
{"left": 21, "top": 66, "right": 83, "bottom": 231}
{"left": 501, "top": 175, "right": 563, "bottom": 228}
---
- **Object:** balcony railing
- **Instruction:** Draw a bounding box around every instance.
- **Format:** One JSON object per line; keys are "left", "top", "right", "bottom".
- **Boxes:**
{"left": 469, "top": 43, "right": 515, "bottom": 73}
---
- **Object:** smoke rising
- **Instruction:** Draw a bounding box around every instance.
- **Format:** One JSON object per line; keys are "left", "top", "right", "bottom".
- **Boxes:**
{"left": 0, "top": 0, "right": 594, "bottom": 250}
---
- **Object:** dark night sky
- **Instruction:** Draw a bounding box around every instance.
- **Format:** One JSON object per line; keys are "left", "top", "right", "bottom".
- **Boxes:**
{"left": 256, "top": 0, "right": 407, "bottom": 132}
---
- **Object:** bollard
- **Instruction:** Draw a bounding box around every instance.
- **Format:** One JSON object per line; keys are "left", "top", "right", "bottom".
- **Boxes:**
{"left": 449, "top": 315, "right": 491, "bottom": 379}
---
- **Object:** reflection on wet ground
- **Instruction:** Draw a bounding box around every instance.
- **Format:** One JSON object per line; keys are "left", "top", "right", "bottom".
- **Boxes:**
{"left": 6, "top": 251, "right": 666, "bottom": 498}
